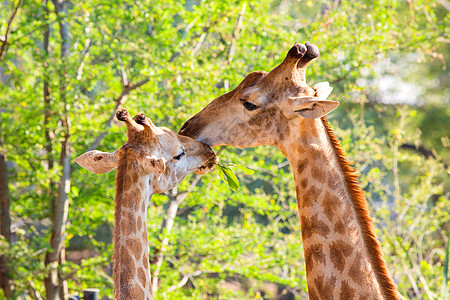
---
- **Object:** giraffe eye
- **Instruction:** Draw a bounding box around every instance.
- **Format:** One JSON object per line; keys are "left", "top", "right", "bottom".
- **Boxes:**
{"left": 243, "top": 102, "right": 258, "bottom": 111}
{"left": 173, "top": 151, "right": 185, "bottom": 161}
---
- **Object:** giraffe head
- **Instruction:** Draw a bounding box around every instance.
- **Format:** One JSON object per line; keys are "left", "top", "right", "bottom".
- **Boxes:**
{"left": 76, "top": 108, "right": 217, "bottom": 193}
{"left": 179, "top": 42, "right": 339, "bottom": 148}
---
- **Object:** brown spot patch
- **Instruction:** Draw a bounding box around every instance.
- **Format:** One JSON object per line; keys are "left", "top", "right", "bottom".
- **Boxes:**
{"left": 137, "top": 215, "right": 143, "bottom": 231}
{"left": 311, "top": 166, "right": 325, "bottom": 182}
{"left": 121, "top": 215, "right": 136, "bottom": 236}
{"left": 118, "top": 279, "right": 131, "bottom": 299}
{"left": 142, "top": 255, "right": 149, "bottom": 269}
{"left": 304, "top": 244, "right": 326, "bottom": 274}
{"left": 141, "top": 200, "right": 146, "bottom": 213}
{"left": 117, "top": 246, "right": 134, "bottom": 298}
{"left": 314, "top": 275, "right": 325, "bottom": 293}
{"left": 334, "top": 218, "right": 347, "bottom": 235}
{"left": 302, "top": 185, "right": 320, "bottom": 208}
{"left": 122, "top": 192, "right": 138, "bottom": 209}
{"left": 130, "top": 286, "right": 145, "bottom": 299}
{"left": 308, "top": 147, "right": 324, "bottom": 161}
{"left": 126, "top": 237, "right": 142, "bottom": 258}
{"left": 132, "top": 172, "right": 138, "bottom": 182}
{"left": 123, "top": 180, "right": 133, "bottom": 192}
{"left": 308, "top": 286, "right": 320, "bottom": 300}
{"left": 142, "top": 229, "right": 148, "bottom": 242}
{"left": 314, "top": 275, "right": 336, "bottom": 297}
{"left": 137, "top": 266, "right": 147, "bottom": 288}
{"left": 301, "top": 178, "right": 308, "bottom": 189}
{"left": 323, "top": 194, "right": 341, "bottom": 222}
{"left": 296, "top": 159, "right": 308, "bottom": 175}
{"left": 340, "top": 280, "right": 355, "bottom": 300}
{"left": 329, "top": 240, "right": 353, "bottom": 272}
{"left": 301, "top": 214, "right": 330, "bottom": 239}
{"left": 348, "top": 253, "right": 365, "bottom": 286}
{"left": 119, "top": 246, "right": 136, "bottom": 280}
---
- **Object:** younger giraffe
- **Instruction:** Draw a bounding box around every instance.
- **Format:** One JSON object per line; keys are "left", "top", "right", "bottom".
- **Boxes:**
{"left": 76, "top": 108, "right": 217, "bottom": 299}
{"left": 180, "top": 43, "right": 399, "bottom": 299}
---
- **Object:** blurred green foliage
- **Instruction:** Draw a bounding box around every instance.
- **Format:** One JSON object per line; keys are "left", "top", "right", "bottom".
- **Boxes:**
{"left": 0, "top": 0, "right": 448, "bottom": 299}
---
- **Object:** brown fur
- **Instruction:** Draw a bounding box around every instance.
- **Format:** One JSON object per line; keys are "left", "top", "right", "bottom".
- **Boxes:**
{"left": 329, "top": 240, "right": 353, "bottom": 272}
{"left": 304, "top": 243, "right": 327, "bottom": 273}
{"left": 321, "top": 118, "right": 399, "bottom": 300}
{"left": 340, "top": 280, "right": 356, "bottom": 299}
{"left": 113, "top": 148, "right": 131, "bottom": 299}
{"left": 301, "top": 214, "right": 330, "bottom": 239}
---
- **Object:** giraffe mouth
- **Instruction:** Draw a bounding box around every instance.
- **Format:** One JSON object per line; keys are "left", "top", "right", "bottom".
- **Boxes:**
{"left": 195, "top": 155, "right": 219, "bottom": 175}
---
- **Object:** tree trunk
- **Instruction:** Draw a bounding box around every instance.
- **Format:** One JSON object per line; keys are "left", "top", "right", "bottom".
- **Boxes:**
{"left": 151, "top": 175, "right": 202, "bottom": 294}
{"left": 43, "top": 0, "right": 55, "bottom": 178}
{"left": 0, "top": 153, "right": 12, "bottom": 298}
{"left": 44, "top": 1, "right": 70, "bottom": 299}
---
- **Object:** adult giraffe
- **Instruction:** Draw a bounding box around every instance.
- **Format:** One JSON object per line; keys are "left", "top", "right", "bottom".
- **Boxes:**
{"left": 76, "top": 109, "right": 217, "bottom": 299}
{"left": 179, "top": 43, "right": 399, "bottom": 299}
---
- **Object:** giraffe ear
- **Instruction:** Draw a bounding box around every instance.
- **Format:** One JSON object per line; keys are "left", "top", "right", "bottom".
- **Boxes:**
{"left": 289, "top": 96, "right": 339, "bottom": 119}
{"left": 75, "top": 150, "right": 118, "bottom": 174}
{"left": 142, "top": 156, "right": 166, "bottom": 178}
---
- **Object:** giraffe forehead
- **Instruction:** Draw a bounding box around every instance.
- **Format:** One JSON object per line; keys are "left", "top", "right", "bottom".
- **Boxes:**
{"left": 151, "top": 129, "right": 184, "bottom": 156}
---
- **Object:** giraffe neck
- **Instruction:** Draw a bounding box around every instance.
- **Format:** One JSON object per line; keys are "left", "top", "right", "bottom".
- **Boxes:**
{"left": 278, "top": 118, "right": 398, "bottom": 300}
{"left": 114, "top": 157, "right": 153, "bottom": 300}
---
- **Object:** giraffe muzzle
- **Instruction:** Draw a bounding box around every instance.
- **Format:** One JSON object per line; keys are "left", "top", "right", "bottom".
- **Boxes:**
{"left": 195, "top": 147, "right": 218, "bottom": 175}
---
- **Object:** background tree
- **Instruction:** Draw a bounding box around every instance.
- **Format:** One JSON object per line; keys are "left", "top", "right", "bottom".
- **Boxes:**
{"left": 0, "top": 0, "right": 448, "bottom": 299}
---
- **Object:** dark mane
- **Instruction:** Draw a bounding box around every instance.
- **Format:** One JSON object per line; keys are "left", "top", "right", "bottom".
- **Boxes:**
{"left": 321, "top": 117, "right": 399, "bottom": 300}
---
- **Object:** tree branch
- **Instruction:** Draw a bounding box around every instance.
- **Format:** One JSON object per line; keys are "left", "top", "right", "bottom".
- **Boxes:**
{"left": 400, "top": 143, "right": 448, "bottom": 168}
{"left": 45, "top": 1, "right": 71, "bottom": 298}
{"left": 400, "top": 143, "right": 435, "bottom": 159}
{"left": 436, "top": 0, "right": 450, "bottom": 11}
{"left": 76, "top": 38, "right": 92, "bottom": 81}
{"left": 165, "top": 270, "right": 203, "bottom": 294}
{"left": 169, "top": 8, "right": 236, "bottom": 62}
{"left": 0, "top": 0, "right": 24, "bottom": 61}
{"left": 228, "top": 3, "right": 246, "bottom": 63}
{"left": 0, "top": 154, "right": 12, "bottom": 298}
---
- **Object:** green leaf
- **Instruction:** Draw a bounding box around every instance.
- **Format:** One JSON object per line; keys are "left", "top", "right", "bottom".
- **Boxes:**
{"left": 222, "top": 166, "right": 239, "bottom": 191}
{"left": 216, "top": 164, "right": 239, "bottom": 191}
{"left": 216, "top": 164, "right": 227, "bottom": 183}
{"left": 217, "top": 162, "right": 255, "bottom": 175}
{"left": 233, "top": 164, "right": 255, "bottom": 175}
